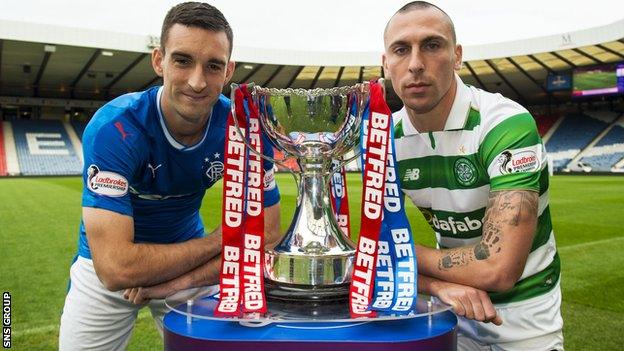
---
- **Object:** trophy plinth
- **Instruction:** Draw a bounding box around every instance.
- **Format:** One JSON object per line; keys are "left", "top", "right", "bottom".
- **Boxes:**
{"left": 233, "top": 84, "right": 369, "bottom": 301}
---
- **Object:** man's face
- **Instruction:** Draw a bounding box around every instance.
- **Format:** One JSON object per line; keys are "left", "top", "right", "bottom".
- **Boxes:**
{"left": 383, "top": 8, "right": 462, "bottom": 114}
{"left": 152, "top": 24, "right": 234, "bottom": 126}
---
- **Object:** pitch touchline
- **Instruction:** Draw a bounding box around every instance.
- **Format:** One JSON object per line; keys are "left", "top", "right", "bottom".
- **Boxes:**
{"left": 559, "top": 236, "right": 624, "bottom": 251}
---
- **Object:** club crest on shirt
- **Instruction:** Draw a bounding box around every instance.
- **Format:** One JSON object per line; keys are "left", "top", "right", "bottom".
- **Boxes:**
{"left": 497, "top": 148, "right": 540, "bottom": 174}
{"left": 204, "top": 153, "right": 224, "bottom": 183}
{"left": 87, "top": 164, "right": 128, "bottom": 197}
{"left": 454, "top": 157, "right": 478, "bottom": 187}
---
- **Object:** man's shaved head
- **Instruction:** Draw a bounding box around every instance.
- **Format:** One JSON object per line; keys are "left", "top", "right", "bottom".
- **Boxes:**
{"left": 385, "top": 1, "right": 457, "bottom": 44}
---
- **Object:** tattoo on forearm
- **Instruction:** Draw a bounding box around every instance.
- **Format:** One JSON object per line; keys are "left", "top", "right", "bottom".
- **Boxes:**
{"left": 473, "top": 242, "right": 490, "bottom": 260}
{"left": 439, "top": 248, "right": 470, "bottom": 269}
{"left": 437, "top": 190, "right": 538, "bottom": 271}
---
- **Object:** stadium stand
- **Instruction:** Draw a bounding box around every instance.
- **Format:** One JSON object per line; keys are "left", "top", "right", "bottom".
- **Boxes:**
{"left": 11, "top": 119, "right": 83, "bottom": 175}
{"left": 578, "top": 117, "right": 624, "bottom": 171}
{"left": 0, "top": 123, "right": 7, "bottom": 176}
{"left": 534, "top": 114, "right": 560, "bottom": 137}
{"left": 545, "top": 111, "right": 617, "bottom": 171}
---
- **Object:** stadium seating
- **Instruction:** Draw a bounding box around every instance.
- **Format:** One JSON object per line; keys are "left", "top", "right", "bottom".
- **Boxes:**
{"left": 0, "top": 123, "right": 7, "bottom": 176}
{"left": 595, "top": 123, "right": 624, "bottom": 147}
{"left": 545, "top": 112, "right": 614, "bottom": 171}
{"left": 11, "top": 120, "right": 83, "bottom": 175}
{"left": 578, "top": 122, "right": 624, "bottom": 171}
{"left": 534, "top": 114, "right": 560, "bottom": 137}
{"left": 579, "top": 153, "right": 624, "bottom": 171}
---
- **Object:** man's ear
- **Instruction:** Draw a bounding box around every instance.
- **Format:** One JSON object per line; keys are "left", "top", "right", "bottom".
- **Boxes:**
{"left": 453, "top": 44, "right": 463, "bottom": 71}
{"left": 224, "top": 60, "right": 235, "bottom": 83}
{"left": 151, "top": 47, "right": 164, "bottom": 77}
{"left": 382, "top": 54, "right": 391, "bottom": 80}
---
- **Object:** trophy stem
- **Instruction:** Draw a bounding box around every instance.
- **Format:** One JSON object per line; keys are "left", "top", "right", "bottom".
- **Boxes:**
{"left": 265, "top": 156, "right": 355, "bottom": 300}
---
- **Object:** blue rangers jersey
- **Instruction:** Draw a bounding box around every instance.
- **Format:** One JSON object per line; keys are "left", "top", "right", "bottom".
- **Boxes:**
{"left": 77, "top": 86, "right": 280, "bottom": 259}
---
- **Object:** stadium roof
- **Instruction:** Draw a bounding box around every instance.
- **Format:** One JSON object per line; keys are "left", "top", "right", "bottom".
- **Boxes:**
{"left": 0, "top": 0, "right": 623, "bottom": 108}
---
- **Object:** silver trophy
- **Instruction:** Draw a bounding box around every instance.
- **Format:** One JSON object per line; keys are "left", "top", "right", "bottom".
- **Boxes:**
{"left": 231, "top": 83, "right": 370, "bottom": 301}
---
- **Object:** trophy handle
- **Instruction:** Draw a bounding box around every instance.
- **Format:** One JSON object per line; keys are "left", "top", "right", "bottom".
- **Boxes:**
{"left": 328, "top": 151, "right": 361, "bottom": 177}
{"left": 328, "top": 78, "right": 388, "bottom": 179}
{"left": 230, "top": 83, "right": 301, "bottom": 189}
{"left": 229, "top": 83, "right": 295, "bottom": 167}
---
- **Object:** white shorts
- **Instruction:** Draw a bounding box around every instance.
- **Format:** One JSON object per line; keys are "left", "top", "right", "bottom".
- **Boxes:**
{"left": 59, "top": 256, "right": 170, "bottom": 351}
{"left": 457, "top": 281, "right": 564, "bottom": 351}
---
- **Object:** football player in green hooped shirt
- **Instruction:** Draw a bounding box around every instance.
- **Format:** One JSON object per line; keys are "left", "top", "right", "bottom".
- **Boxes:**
{"left": 383, "top": 2, "right": 563, "bottom": 350}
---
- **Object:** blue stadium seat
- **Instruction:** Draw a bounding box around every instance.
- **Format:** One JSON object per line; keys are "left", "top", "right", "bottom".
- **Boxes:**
{"left": 596, "top": 125, "right": 624, "bottom": 147}
{"left": 545, "top": 113, "right": 611, "bottom": 171}
{"left": 580, "top": 153, "right": 624, "bottom": 171}
{"left": 578, "top": 123, "right": 624, "bottom": 171}
{"left": 11, "top": 120, "right": 82, "bottom": 175}
{"left": 545, "top": 113, "right": 608, "bottom": 152}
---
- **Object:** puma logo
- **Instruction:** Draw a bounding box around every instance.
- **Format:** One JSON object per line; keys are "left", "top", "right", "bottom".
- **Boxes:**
{"left": 114, "top": 121, "right": 131, "bottom": 140}
{"left": 148, "top": 163, "right": 162, "bottom": 178}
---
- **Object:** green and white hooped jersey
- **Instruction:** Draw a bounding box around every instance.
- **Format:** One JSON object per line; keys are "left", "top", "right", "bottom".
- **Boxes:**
{"left": 394, "top": 76, "right": 559, "bottom": 305}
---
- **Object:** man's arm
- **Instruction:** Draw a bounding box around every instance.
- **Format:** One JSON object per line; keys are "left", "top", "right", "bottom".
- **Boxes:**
{"left": 84, "top": 207, "right": 222, "bottom": 291}
{"left": 124, "top": 203, "right": 282, "bottom": 302}
{"left": 263, "top": 203, "right": 282, "bottom": 248}
{"left": 418, "top": 274, "right": 502, "bottom": 325}
{"left": 417, "top": 190, "right": 538, "bottom": 292}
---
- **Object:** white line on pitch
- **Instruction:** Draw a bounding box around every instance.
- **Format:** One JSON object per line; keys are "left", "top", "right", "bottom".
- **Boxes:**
{"left": 559, "top": 236, "right": 624, "bottom": 251}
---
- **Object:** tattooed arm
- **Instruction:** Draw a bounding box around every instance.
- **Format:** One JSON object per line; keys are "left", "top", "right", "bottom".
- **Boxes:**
{"left": 418, "top": 274, "right": 502, "bottom": 325}
{"left": 417, "top": 190, "right": 538, "bottom": 292}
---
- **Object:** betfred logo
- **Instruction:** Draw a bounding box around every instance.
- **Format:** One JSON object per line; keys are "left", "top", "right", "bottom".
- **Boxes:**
{"left": 498, "top": 149, "right": 540, "bottom": 174}
{"left": 432, "top": 214, "right": 482, "bottom": 235}
{"left": 87, "top": 165, "right": 128, "bottom": 197}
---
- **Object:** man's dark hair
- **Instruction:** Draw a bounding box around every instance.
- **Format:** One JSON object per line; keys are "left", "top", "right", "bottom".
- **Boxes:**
{"left": 160, "top": 2, "right": 233, "bottom": 56}
{"left": 387, "top": 1, "right": 457, "bottom": 44}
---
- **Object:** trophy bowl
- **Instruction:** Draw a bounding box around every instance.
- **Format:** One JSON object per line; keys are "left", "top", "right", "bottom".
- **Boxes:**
{"left": 232, "top": 83, "right": 370, "bottom": 301}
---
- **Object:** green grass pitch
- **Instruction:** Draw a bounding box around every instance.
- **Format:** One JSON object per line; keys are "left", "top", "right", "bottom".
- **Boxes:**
{"left": 573, "top": 71, "right": 616, "bottom": 91}
{"left": 1, "top": 174, "right": 623, "bottom": 349}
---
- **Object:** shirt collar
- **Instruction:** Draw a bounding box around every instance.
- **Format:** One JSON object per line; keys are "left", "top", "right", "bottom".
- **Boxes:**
{"left": 443, "top": 74, "right": 472, "bottom": 131}
{"left": 156, "top": 86, "right": 211, "bottom": 151}
{"left": 397, "top": 74, "right": 471, "bottom": 135}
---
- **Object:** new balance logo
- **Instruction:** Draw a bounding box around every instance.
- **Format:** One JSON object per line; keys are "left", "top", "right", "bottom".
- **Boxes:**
{"left": 432, "top": 214, "right": 482, "bottom": 235}
{"left": 403, "top": 168, "right": 420, "bottom": 181}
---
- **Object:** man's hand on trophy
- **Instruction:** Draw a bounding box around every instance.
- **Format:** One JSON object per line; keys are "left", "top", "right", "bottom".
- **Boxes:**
{"left": 432, "top": 280, "right": 503, "bottom": 326}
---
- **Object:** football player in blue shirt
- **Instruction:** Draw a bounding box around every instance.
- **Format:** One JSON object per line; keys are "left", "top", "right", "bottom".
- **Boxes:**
{"left": 59, "top": 3, "right": 281, "bottom": 350}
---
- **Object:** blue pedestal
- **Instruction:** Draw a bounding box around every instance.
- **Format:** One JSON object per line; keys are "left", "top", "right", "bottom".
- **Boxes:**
{"left": 163, "top": 309, "right": 457, "bottom": 351}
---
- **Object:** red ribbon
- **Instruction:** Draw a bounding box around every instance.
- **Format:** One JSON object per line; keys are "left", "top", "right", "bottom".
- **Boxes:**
{"left": 216, "top": 85, "right": 267, "bottom": 316}
{"left": 240, "top": 87, "right": 267, "bottom": 314}
{"left": 349, "top": 82, "right": 392, "bottom": 317}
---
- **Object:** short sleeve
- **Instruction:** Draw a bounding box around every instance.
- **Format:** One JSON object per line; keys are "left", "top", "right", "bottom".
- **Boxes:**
{"left": 81, "top": 113, "right": 144, "bottom": 216}
{"left": 479, "top": 112, "right": 543, "bottom": 192}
